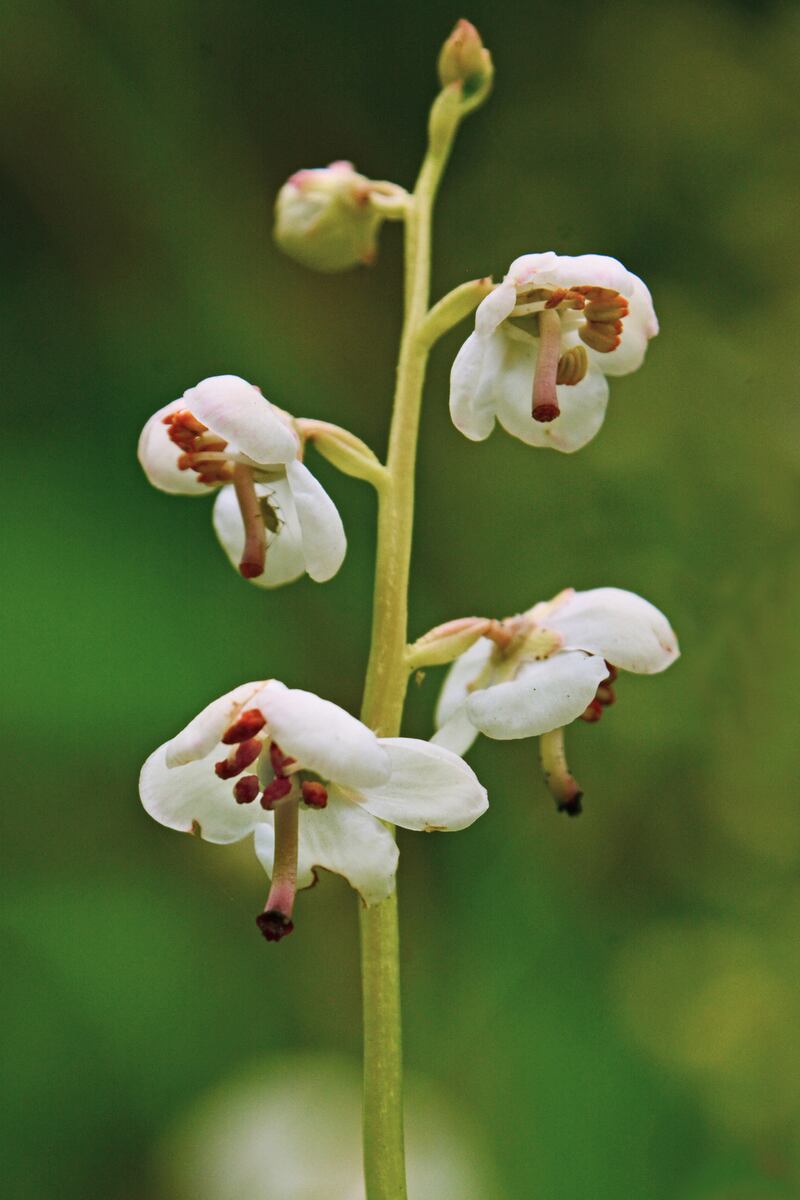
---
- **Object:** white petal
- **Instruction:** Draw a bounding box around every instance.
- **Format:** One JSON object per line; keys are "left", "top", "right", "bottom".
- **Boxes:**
{"left": 435, "top": 637, "right": 493, "bottom": 727}
{"left": 140, "top": 743, "right": 264, "bottom": 844}
{"left": 474, "top": 280, "right": 517, "bottom": 335}
{"left": 430, "top": 706, "right": 481, "bottom": 756}
{"left": 449, "top": 331, "right": 499, "bottom": 442}
{"left": 137, "top": 401, "right": 209, "bottom": 495}
{"left": 465, "top": 651, "right": 609, "bottom": 739}
{"left": 183, "top": 375, "right": 299, "bottom": 465}
{"left": 255, "top": 681, "right": 390, "bottom": 789}
{"left": 212, "top": 481, "right": 308, "bottom": 589}
{"left": 284, "top": 459, "right": 347, "bottom": 582}
{"left": 544, "top": 587, "right": 679, "bottom": 674}
{"left": 354, "top": 738, "right": 488, "bottom": 831}
{"left": 495, "top": 342, "right": 609, "bottom": 454}
{"left": 253, "top": 792, "right": 399, "bottom": 905}
{"left": 164, "top": 681, "right": 266, "bottom": 767}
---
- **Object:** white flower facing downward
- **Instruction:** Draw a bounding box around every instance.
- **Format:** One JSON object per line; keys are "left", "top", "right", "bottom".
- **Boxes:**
{"left": 138, "top": 374, "right": 346, "bottom": 587}
{"left": 450, "top": 252, "right": 658, "bottom": 453}
{"left": 433, "top": 587, "right": 678, "bottom": 813}
{"left": 140, "top": 680, "right": 488, "bottom": 940}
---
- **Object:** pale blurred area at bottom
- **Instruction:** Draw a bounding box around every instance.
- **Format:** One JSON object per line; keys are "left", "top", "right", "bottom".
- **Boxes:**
{"left": 157, "top": 1053, "right": 504, "bottom": 1200}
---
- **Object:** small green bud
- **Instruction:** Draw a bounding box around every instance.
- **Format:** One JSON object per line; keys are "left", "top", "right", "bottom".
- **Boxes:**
{"left": 437, "top": 20, "right": 493, "bottom": 96}
{"left": 274, "top": 161, "right": 384, "bottom": 273}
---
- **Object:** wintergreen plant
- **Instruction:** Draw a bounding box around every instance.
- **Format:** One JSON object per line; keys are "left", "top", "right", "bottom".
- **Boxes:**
{"left": 138, "top": 20, "right": 678, "bottom": 1198}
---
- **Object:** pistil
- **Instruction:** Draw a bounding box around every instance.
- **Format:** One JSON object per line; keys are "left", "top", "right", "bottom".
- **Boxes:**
{"left": 539, "top": 727, "right": 583, "bottom": 816}
{"left": 257, "top": 797, "right": 300, "bottom": 942}
{"left": 532, "top": 308, "right": 562, "bottom": 422}
{"left": 232, "top": 464, "right": 267, "bottom": 579}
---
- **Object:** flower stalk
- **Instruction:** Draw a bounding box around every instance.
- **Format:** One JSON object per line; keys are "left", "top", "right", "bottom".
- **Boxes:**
{"left": 358, "top": 74, "right": 473, "bottom": 1200}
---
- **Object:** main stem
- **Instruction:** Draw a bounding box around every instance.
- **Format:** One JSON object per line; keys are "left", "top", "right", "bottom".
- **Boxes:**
{"left": 358, "top": 95, "right": 461, "bottom": 1200}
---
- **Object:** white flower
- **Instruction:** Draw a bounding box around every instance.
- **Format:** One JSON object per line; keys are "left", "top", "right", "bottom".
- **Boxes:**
{"left": 433, "top": 588, "right": 678, "bottom": 811}
{"left": 140, "top": 680, "right": 488, "bottom": 940}
{"left": 138, "top": 374, "right": 347, "bottom": 587}
{"left": 450, "top": 252, "right": 658, "bottom": 453}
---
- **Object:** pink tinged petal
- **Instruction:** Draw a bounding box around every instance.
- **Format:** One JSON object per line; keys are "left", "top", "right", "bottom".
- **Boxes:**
{"left": 183, "top": 375, "right": 299, "bottom": 465}
{"left": 506, "top": 251, "right": 560, "bottom": 287}
{"left": 465, "top": 651, "right": 610, "bottom": 740}
{"left": 430, "top": 706, "right": 481, "bottom": 756}
{"left": 137, "top": 401, "right": 209, "bottom": 495}
{"left": 474, "top": 281, "right": 517, "bottom": 335}
{"left": 164, "top": 681, "right": 266, "bottom": 767}
{"left": 544, "top": 587, "right": 679, "bottom": 674}
{"left": 495, "top": 341, "right": 609, "bottom": 453}
{"left": 284, "top": 459, "right": 347, "bottom": 582}
{"left": 253, "top": 792, "right": 399, "bottom": 906}
{"left": 139, "top": 743, "right": 265, "bottom": 843}
{"left": 435, "top": 637, "right": 493, "bottom": 727}
{"left": 449, "top": 332, "right": 500, "bottom": 442}
{"left": 254, "top": 682, "right": 390, "bottom": 789}
{"left": 355, "top": 738, "right": 488, "bottom": 831}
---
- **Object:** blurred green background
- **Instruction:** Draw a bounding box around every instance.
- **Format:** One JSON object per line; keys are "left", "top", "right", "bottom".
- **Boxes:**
{"left": 2, "top": 1, "right": 799, "bottom": 1196}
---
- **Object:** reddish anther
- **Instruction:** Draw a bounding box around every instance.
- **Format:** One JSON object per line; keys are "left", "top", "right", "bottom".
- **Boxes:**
{"left": 270, "top": 742, "right": 296, "bottom": 776}
{"left": 301, "top": 780, "right": 328, "bottom": 809}
{"left": 580, "top": 698, "right": 604, "bottom": 723}
{"left": 260, "top": 776, "right": 293, "bottom": 809}
{"left": 233, "top": 774, "right": 261, "bottom": 804}
{"left": 597, "top": 683, "right": 616, "bottom": 707}
{"left": 222, "top": 708, "right": 267, "bottom": 745}
{"left": 604, "top": 662, "right": 618, "bottom": 683}
{"left": 214, "top": 737, "right": 263, "bottom": 779}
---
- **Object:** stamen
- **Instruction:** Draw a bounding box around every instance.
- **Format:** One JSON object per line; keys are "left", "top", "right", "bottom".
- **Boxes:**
{"left": 222, "top": 708, "right": 267, "bottom": 744}
{"left": 532, "top": 308, "right": 562, "bottom": 422}
{"left": 261, "top": 776, "right": 293, "bottom": 809}
{"left": 270, "top": 742, "right": 296, "bottom": 776}
{"left": 556, "top": 344, "right": 589, "bottom": 387}
{"left": 574, "top": 286, "right": 629, "bottom": 355}
{"left": 233, "top": 774, "right": 261, "bottom": 804}
{"left": 232, "top": 464, "right": 267, "bottom": 579}
{"left": 257, "top": 798, "right": 299, "bottom": 942}
{"left": 579, "top": 698, "right": 604, "bottom": 723}
{"left": 301, "top": 780, "right": 328, "bottom": 809}
{"left": 539, "top": 727, "right": 583, "bottom": 816}
{"left": 596, "top": 683, "right": 615, "bottom": 707}
{"left": 214, "top": 737, "right": 263, "bottom": 779}
{"left": 604, "top": 662, "right": 618, "bottom": 683}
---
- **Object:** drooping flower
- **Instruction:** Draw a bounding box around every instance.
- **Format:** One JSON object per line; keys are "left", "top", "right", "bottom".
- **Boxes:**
{"left": 450, "top": 253, "right": 658, "bottom": 453}
{"left": 140, "top": 680, "right": 488, "bottom": 940}
{"left": 432, "top": 587, "right": 678, "bottom": 813}
{"left": 138, "top": 374, "right": 346, "bottom": 587}
{"left": 274, "top": 161, "right": 395, "bottom": 273}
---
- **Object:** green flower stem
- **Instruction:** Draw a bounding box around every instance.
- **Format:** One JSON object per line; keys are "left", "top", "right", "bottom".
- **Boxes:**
{"left": 358, "top": 87, "right": 466, "bottom": 1200}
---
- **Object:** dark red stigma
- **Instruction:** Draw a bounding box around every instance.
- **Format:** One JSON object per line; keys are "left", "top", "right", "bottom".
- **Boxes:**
{"left": 532, "top": 403, "right": 560, "bottom": 423}
{"left": 557, "top": 792, "right": 583, "bottom": 817}
{"left": 256, "top": 910, "right": 295, "bottom": 942}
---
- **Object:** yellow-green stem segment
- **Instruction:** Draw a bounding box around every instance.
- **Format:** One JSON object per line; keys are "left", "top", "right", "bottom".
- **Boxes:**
{"left": 357, "top": 86, "right": 464, "bottom": 1200}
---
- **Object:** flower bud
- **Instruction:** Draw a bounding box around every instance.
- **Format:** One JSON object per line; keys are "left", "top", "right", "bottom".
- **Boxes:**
{"left": 407, "top": 617, "right": 492, "bottom": 670}
{"left": 437, "top": 20, "right": 492, "bottom": 96}
{"left": 274, "top": 161, "right": 385, "bottom": 273}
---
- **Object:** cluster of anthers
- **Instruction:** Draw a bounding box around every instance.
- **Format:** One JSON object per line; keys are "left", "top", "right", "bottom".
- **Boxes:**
{"left": 214, "top": 707, "right": 329, "bottom": 811}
